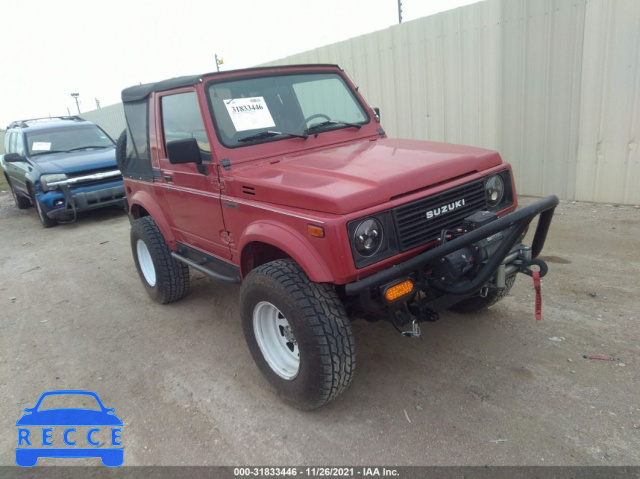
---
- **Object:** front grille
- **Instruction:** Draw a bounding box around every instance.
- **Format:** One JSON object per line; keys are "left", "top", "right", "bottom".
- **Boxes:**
{"left": 67, "top": 168, "right": 122, "bottom": 188}
{"left": 393, "top": 179, "right": 486, "bottom": 251}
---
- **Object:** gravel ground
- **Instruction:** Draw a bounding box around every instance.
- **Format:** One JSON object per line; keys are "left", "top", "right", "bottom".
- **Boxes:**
{"left": 0, "top": 190, "right": 638, "bottom": 466}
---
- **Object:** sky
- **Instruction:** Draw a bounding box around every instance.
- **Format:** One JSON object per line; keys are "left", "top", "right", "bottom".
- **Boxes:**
{"left": 0, "top": 0, "right": 480, "bottom": 128}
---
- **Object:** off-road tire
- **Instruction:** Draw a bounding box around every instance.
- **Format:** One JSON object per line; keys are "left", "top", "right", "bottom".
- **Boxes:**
{"left": 131, "top": 216, "right": 190, "bottom": 304}
{"left": 449, "top": 275, "right": 517, "bottom": 313}
{"left": 30, "top": 188, "right": 57, "bottom": 228}
{"left": 6, "top": 176, "right": 31, "bottom": 209}
{"left": 240, "top": 259, "right": 356, "bottom": 410}
{"left": 115, "top": 129, "right": 126, "bottom": 170}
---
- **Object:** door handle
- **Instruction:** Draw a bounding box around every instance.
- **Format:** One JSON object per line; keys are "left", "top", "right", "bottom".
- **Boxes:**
{"left": 164, "top": 175, "right": 173, "bottom": 182}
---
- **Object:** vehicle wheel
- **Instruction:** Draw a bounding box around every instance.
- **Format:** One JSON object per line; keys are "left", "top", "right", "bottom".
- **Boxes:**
{"left": 131, "top": 216, "right": 190, "bottom": 304}
{"left": 115, "top": 129, "right": 126, "bottom": 170}
{"left": 6, "top": 176, "right": 31, "bottom": 209}
{"left": 30, "top": 188, "right": 57, "bottom": 228}
{"left": 448, "top": 275, "right": 517, "bottom": 313}
{"left": 239, "top": 259, "right": 356, "bottom": 410}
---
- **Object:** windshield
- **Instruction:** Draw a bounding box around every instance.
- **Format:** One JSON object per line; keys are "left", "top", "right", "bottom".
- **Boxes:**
{"left": 207, "top": 72, "right": 369, "bottom": 147}
{"left": 26, "top": 125, "right": 114, "bottom": 155}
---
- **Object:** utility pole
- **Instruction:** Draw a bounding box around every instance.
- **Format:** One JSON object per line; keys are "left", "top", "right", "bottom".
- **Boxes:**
{"left": 398, "top": 0, "right": 402, "bottom": 23}
{"left": 70, "top": 93, "right": 81, "bottom": 114}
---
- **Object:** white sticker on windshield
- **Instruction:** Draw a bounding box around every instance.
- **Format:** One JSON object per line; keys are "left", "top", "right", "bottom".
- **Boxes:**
{"left": 224, "top": 97, "right": 275, "bottom": 132}
{"left": 32, "top": 142, "right": 51, "bottom": 151}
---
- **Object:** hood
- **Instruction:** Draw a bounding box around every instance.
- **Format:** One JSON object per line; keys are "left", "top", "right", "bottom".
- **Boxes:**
{"left": 232, "top": 139, "right": 502, "bottom": 214}
{"left": 31, "top": 147, "right": 117, "bottom": 175}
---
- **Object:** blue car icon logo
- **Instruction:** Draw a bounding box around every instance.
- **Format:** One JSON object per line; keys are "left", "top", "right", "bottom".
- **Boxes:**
{"left": 16, "top": 390, "right": 123, "bottom": 467}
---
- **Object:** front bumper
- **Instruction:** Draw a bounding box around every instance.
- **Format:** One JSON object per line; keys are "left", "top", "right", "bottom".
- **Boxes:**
{"left": 344, "top": 195, "right": 559, "bottom": 297}
{"left": 39, "top": 181, "right": 126, "bottom": 219}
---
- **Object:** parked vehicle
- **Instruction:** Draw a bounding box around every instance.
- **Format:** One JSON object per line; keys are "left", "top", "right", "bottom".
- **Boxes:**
{"left": 1, "top": 116, "right": 125, "bottom": 227}
{"left": 118, "top": 64, "right": 558, "bottom": 409}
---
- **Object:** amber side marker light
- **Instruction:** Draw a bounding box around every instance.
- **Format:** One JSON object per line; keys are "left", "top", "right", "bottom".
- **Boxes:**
{"left": 383, "top": 279, "right": 415, "bottom": 302}
{"left": 308, "top": 225, "right": 325, "bottom": 238}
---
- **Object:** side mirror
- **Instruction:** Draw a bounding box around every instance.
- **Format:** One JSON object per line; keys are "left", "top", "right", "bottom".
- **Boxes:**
{"left": 372, "top": 107, "right": 380, "bottom": 122}
{"left": 166, "top": 138, "right": 202, "bottom": 165}
{"left": 4, "top": 153, "right": 26, "bottom": 163}
{"left": 166, "top": 138, "right": 208, "bottom": 174}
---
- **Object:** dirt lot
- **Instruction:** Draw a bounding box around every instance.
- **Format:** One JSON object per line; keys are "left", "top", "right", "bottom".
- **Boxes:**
{"left": 0, "top": 190, "right": 638, "bottom": 466}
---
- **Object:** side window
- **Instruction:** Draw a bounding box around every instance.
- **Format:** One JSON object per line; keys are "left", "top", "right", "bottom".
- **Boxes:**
{"left": 161, "top": 92, "right": 210, "bottom": 155}
{"left": 15, "top": 133, "right": 25, "bottom": 155}
{"left": 7, "top": 132, "right": 15, "bottom": 153}
{"left": 122, "top": 100, "right": 153, "bottom": 181}
{"left": 3, "top": 132, "right": 12, "bottom": 153}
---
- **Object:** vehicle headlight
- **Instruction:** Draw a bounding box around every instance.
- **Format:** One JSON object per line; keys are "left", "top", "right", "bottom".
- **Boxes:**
{"left": 354, "top": 218, "right": 383, "bottom": 257}
{"left": 485, "top": 174, "right": 505, "bottom": 207}
{"left": 40, "top": 174, "right": 68, "bottom": 191}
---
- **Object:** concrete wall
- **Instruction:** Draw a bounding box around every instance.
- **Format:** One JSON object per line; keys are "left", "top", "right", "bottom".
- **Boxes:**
{"left": 81, "top": 102, "right": 126, "bottom": 140}
{"left": 263, "top": 0, "right": 640, "bottom": 205}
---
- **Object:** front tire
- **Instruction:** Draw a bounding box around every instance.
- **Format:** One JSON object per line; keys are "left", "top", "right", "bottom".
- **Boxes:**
{"left": 240, "top": 259, "right": 356, "bottom": 410}
{"left": 448, "top": 275, "right": 516, "bottom": 313}
{"left": 131, "top": 216, "right": 190, "bottom": 304}
{"left": 30, "top": 188, "right": 57, "bottom": 228}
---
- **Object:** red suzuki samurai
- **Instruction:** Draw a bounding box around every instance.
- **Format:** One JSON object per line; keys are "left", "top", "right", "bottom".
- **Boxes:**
{"left": 117, "top": 64, "right": 558, "bottom": 410}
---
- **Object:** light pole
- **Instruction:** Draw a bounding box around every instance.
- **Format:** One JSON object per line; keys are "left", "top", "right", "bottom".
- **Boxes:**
{"left": 398, "top": 0, "right": 402, "bottom": 23}
{"left": 215, "top": 54, "right": 223, "bottom": 72}
{"left": 70, "top": 93, "right": 81, "bottom": 115}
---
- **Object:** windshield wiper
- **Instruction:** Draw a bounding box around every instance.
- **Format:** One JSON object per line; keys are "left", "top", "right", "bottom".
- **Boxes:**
{"left": 237, "top": 131, "right": 308, "bottom": 143}
{"left": 67, "top": 145, "right": 111, "bottom": 152}
{"left": 304, "top": 120, "right": 362, "bottom": 134}
{"left": 30, "top": 150, "right": 69, "bottom": 156}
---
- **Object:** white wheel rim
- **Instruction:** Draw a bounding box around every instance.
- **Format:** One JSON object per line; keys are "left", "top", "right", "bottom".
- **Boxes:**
{"left": 253, "top": 301, "right": 300, "bottom": 380}
{"left": 136, "top": 239, "right": 156, "bottom": 287}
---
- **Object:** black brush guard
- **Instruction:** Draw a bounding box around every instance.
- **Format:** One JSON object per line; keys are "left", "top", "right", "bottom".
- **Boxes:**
{"left": 344, "top": 195, "right": 559, "bottom": 296}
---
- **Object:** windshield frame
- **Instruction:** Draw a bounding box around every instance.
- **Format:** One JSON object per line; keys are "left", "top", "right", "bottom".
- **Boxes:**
{"left": 205, "top": 69, "right": 370, "bottom": 149}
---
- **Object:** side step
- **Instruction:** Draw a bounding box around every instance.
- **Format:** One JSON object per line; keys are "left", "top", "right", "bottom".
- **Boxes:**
{"left": 171, "top": 243, "right": 241, "bottom": 284}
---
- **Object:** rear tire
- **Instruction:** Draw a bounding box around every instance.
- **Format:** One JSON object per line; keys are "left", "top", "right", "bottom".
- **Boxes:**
{"left": 240, "top": 259, "right": 356, "bottom": 410}
{"left": 449, "top": 275, "right": 516, "bottom": 313}
{"left": 6, "top": 176, "right": 31, "bottom": 209}
{"left": 131, "top": 216, "right": 190, "bottom": 304}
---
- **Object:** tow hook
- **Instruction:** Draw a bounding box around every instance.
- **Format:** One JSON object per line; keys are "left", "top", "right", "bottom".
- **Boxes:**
{"left": 519, "top": 258, "right": 549, "bottom": 278}
{"left": 401, "top": 319, "right": 422, "bottom": 339}
{"left": 390, "top": 302, "right": 439, "bottom": 339}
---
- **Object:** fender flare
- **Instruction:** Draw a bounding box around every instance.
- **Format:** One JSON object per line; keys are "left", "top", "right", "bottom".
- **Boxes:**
{"left": 239, "top": 221, "right": 334, "bottom": 283}
{"left": 129, "top": 190, "right": 177, "bottom": 250}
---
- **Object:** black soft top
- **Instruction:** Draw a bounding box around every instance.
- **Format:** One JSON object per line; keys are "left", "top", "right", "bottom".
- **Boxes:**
{"left": 121, "top": 64, "right": 340, "bottom": 103}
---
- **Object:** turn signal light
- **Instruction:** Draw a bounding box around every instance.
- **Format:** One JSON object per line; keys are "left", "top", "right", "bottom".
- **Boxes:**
{"left": 383, "top": 280, "right": 415, "bottom": 302}
{"left": 307, "top": 225, "right": 325, "bottom": 238}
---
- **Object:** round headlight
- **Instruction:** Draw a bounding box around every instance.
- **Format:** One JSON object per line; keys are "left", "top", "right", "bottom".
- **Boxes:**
{"left": 485, "top": 175, "right": 505, "bottom": 207}
{"left": 354, "top": 218, "right": 383, "bottom": 257}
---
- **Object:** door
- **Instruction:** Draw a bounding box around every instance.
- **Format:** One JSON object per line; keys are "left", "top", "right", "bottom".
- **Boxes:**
{"left": 156, "top": 90, "right": 231, "bottom": 260}
{"left": 4, "top": 132, "right": 30, "bottom": 195}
